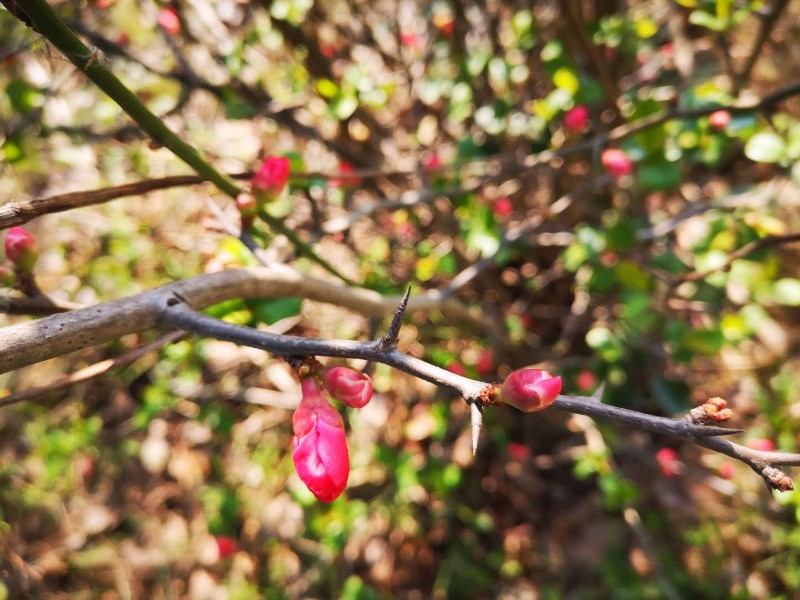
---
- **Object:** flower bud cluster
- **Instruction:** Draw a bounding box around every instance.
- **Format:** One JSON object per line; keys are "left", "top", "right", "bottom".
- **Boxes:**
{"left": 291, "top": 367, "right": 373, "bottom": 502}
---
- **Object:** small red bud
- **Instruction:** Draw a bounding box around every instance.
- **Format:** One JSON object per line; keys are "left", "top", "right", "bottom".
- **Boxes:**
{"left": 507, "top": 442, "right": 531, "bottom": 461}
{"left": 447, "top": 362, "right": 466, "bottom": 376}
{"left": 748, "top": 438, "right": 776, "bottom": 452}
{"left": 157, "top": 7, "right": 181, "bottom": 35}
{"left": 476, "top": 349, "right": 494, "bottom": 377}
{"left": 498, "top": 369, "right": 562, "bottom": 412}
{"left": 563, "top": 105, "right": 590, "bottom": 133}
{"left": 252, "top": 156, "right": 290, "bottom": 202}
{"left": 492, "top": 197, "right": 513, "bottom": 218}
{"left": 215, "top": 536, "right": 238, "bottom": 559}
{"left": 656, "top": 448, "right": 680, "bottom": 478}
{"left": 708, "top": 110, "right": 731, "bottom": 131}
{"left": 323, "top": 367, "right": 373, "bottom": 408}
{"left": 292, "top": 379, "right": 350, "bottom": 502}
{"left": 718, "top": 462, "right": 735, "bottom": 480}
{"left": 4, "top": 227, "right": 38, "bottom": 271}
{"left": 601, "top": 149, "right": 634, "bottom": 179}
{"left": 576, "top": 370, "right": 597, "bottom": 392}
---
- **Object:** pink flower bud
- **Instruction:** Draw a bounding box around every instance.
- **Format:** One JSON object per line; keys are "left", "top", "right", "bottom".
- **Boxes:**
{"left": 748, "top": 438, "right": 775, "bottom": 452}
{"left": 498, "top": 369, "right": 562, "bottom": 412}
{"left": 252, "top": 156, "right": 290, "bottom": 201}
{"left": 215, "top": 536, "right": 238, "bottom": 559}
{"left": 476, "top": 349, "right": 494, "bottom": 377}
{"left": 656, "top": 448, "right": 680, "bottom": 478}
{"left": 708, "top": 110, "right": 731, "bottom": 131}
{"left": 492, "top": 197, "right": 513, "bottom": 218}
{"left": 157, "top": 7, "right": 181, "bottom": 35}
{"left": 4, "top": 227, "right": 38, "bottom": 271}
{"left": 576, "top": 370, "right": 597, "bottom": 392}
{"left": 447, "top": 362, "right": 466, "bottom": 376}
{"left": 563, "top": 105, "right": 590, "bottom": 133}
{"left": 323, "top": 366, "right": 373, "bottom": 408}
{"left": 292, "top": 379, "right": 350, "bottom": 502}
{"left": 601, "top": 149, "right": 634, "bottom": 179}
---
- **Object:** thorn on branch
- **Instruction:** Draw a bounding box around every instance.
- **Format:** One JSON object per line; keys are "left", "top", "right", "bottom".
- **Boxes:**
{"left": 762, "top": 466, "right": 794, "bottom": 492}
{"left": 471, "top": 402, "right": 483, "bottom": 456}
{"left": 379, "top": 284, "right": 411, "bottom": 351}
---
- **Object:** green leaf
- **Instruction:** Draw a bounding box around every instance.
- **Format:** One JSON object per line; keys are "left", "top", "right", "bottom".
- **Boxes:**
{"left": 639, "top": 156, "right": 681, "bottom": 191}
{"left": 247, "top": 297, "right": 302, "bottom": 325}
{"left": 745, "top": 132, "right": 786, "bottom": 163}
{"left": 689, "top": 10, "right": 727, "bottom": 31}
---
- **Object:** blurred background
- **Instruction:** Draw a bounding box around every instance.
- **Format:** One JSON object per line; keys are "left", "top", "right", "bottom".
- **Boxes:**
{"left": 2, "top": 0, "right": 800, "bottom": 597}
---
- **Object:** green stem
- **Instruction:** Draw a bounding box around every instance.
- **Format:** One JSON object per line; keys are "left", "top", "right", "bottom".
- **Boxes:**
{"left": 15, "top": 0, "right": 353, "bottom": 284}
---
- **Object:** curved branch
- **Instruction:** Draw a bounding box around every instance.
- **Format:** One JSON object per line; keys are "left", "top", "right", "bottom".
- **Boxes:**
{"left": 0, "top": 265, "right": 494, "bottom": 374}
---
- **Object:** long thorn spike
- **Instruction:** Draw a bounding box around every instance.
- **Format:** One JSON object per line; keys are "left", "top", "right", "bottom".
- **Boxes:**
{"left": 471, "top": 402, "right": 483, "bottom": 456}
{"left": 380, "top": 284, "right": 411, "bottom": 350}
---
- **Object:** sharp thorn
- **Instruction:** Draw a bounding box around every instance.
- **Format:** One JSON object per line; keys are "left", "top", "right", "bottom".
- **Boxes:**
{"left": 380, "top": 284, "right": 412, "bottom": 349}
{"left": 471, "top": 402, "right": 483, "bottom": 456}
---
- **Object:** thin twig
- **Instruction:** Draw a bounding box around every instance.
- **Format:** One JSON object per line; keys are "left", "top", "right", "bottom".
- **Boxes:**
{"left": 0, "top": 331, "right": 186, "bottom": 408}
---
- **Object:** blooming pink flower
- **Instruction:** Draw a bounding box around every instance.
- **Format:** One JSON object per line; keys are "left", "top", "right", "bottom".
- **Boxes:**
{"left": 563, "top": 105, "right": 590, "bottom": 133}
{"left": 215, "top": 536, "right": 238, "bottom": 559}
{"left": 656, "top": 448, "right": 680, "bottom": 478}
{"left": 4, "top": 227, "right": 38, "bottom": 270}
{"left": 323, "top": 367, "right": 373, "bottom": 408}
{"left": 601, "top": 149, "right": 634, "bottom": 179}
{"left": 498, "top": 369, "right": 562, "bottom": 412}
{"left": 252, "top": 156, "right": 290, "bottom": 200}
{"left": 708, "top": 110, "right": 731, "bottom": 131}
{"left": 292, "top": 379, "right": 350, "bottom": 502}
{"left": 157, "top": 7, "right": 181, "bottom": 35}
{"left": 492, "top": 197, "right": 513, "bottom": 218}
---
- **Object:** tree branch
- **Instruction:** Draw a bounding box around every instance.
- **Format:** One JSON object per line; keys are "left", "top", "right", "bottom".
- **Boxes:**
{"left": 0, "top": 265, "right": 495, "bottom": 374}
{"left": 157, "top": 299, "right": 800, "bottom": 491}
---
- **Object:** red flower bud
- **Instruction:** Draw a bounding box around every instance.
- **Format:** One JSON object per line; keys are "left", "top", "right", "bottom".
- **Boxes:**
{"left": 563, "top": 105, "right": 590, "bottom": 133}
{"left": 476, "top": 349, "right": 494, "bottom": 377}
{"left": 601, "top": 149, "right": 634, "bottom": 179}
{"left": 447, "top": 362, "right": 466, "bottom": 376}
{"left": 492, "top": 197, "right": 513, "bottom": 218}
{"left": 656, "top": 447, "right": 680, "bottom": 478}
{"left": 252, "top": 156, "right": 290, "bottom": 201}
{"left": 215, "top": 536, "right": 238, "bottom": 559}
{"left": 576, "top": 369, "right": 597, "bottom": 392}
{"left": 4, "top": 227, "right": 38, "bottom": 271}
{"left": 498, "top": 369, "right": 562, "bottom": 412}
{"left": 748, "top": 438, "right": 776, "bottom": 452}
{"left": 292, "top": 379, "right": 350, "bottom": 502}
{"left": 157, "top": 7, "right": 181, "bottom": 35}
{"left": 708, "top": 110, "right": 731, "bottom": 131}
{"left": 323, "top": 366, "right": 373, "bottom": 408}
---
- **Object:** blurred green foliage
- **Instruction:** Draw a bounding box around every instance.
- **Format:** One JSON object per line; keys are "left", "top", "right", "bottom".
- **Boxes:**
{"left": 2, "top": 0, "right": 800, "bottom": 598}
